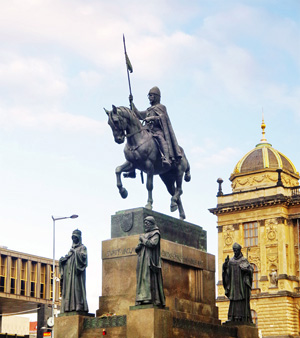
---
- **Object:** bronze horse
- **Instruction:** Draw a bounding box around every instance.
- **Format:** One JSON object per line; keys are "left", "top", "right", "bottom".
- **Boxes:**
{"left": 106, "top": 105, "right": 191, "bottom": 220}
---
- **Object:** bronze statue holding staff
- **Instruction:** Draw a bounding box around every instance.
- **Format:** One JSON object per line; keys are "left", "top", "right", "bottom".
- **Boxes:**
{"left": 105, "top": 36, "right": 191, "bottom": 219}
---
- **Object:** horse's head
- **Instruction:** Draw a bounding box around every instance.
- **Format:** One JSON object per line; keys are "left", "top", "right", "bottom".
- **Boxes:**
{"left": 105, "top": 105, "right": 127, "bottom": 144}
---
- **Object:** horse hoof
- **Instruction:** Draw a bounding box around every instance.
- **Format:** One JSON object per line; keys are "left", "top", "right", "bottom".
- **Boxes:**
{"left": 184, "top": 172, "right": 191, "bottom": 182}
{"left": 120, "top": 188, "right": 128, "bottom": 199}
{"left": 180, "top": 215, "right": 186, "bottom": 220}
{"left": 170, "top": 204, "right": 178, "bottom": 212}
{"left": 145, "top": 203, "right": 152, "bottom": 210}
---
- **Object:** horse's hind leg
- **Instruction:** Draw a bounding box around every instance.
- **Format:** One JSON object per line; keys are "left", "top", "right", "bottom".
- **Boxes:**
{"left": 116, "top": 161, "right": 134, "bottom": 199}
{"left": 173, "top": 172, "right": 186, "bottom": 219}
{"left": 176, "top": 196, "right": 185, "bottom": 220}
{"left": 159, "top": 173, "right": 177, "bottom": 211}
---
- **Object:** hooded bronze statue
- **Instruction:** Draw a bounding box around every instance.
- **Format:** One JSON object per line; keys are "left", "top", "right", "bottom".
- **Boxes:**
{"left": 135, "top": 216, "right": 165, "bottom": 306}
{"left": 59, "top": 229, "right": 88, "bottom": 313}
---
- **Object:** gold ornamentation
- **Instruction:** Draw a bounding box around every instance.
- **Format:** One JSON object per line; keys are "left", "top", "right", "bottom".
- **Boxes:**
{"left": 223, "top": 225, "right": 234, "bottom": 247}
{"left": 248, "top": 255, "right": 261, "bottom": 269}
{"left": 217, "top": 285, "right": 224, "bottom": 296}
{"left": 266, "top": 246, "right": 278, "bottom": 267}
{"left": 266, "top": 219, "right": 277, "bottom": 242}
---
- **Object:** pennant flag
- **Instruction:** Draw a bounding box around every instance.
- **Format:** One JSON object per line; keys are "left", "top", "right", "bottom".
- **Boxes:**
{"left": 125, "top": 52, "right": 133, "bottom": 73}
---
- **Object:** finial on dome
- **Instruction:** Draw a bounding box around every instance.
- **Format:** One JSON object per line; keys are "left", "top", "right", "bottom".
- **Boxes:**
{"left": 260, "top": 108, "right": 267, "bottom": 143}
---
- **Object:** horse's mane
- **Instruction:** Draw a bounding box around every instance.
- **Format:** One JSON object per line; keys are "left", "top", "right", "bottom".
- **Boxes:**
{"left": 117, "top": 106, "right": 141, "bottom": 126}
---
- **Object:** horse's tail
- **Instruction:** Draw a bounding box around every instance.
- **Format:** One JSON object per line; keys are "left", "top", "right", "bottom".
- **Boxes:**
{"left": 183, "top": 153, "right": 191, "bottom": 182}
{"left": 184, "top": 165, "right": 191, "bottom": 182}
{"left": 178, "top": 147, "right": 191, "bottom": 182}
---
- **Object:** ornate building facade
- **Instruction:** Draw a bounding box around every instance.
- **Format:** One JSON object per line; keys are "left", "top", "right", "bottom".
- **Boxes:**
{"left": 210, "top": 120, "right": 300, "bottom": 337}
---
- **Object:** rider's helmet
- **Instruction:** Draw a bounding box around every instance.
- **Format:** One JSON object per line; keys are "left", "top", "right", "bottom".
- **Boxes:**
{"left": 148, "top": 86, "right": 161, "bottom": 97}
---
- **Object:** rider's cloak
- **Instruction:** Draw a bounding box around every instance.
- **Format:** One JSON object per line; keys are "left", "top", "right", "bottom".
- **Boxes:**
{"left": 133, "top": 103, "right": 182, "bottom": 161}
{"left": 147, "top": 104, "right": 182, "bottom": 161}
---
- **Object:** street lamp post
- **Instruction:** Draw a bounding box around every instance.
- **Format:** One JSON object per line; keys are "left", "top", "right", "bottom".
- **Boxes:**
{"left": 51, "top": 214, "right": 78, "bottom": 336}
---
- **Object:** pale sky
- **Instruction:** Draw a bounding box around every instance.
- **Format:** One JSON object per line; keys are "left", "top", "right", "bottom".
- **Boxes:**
{"left": 0, "top": 0, "right": 299, "bottom": 315}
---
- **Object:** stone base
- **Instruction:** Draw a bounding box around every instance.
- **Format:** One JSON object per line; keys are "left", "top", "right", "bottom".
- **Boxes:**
{"left": 57, "top": 311, "right": 94, "bottom": 317}
{"left": 98, "top": 234, "right": 216, "bottom": 318}
{"left": 127, "top": 306, "right": 173, "bottom": 338}
{"left": 82, "top": 307, "right": 239, "bottom": 338}
{"left": 111, "top": 207, "right": 207, "bottom": 250}
{"left": 54, "top": 313, "right": 94, "bottom": 338}
{"left": 80, "top": 209, "right": 240, "bottom": 337}
{"left": 223, "top": 321, "right": 259, "bottom": 338}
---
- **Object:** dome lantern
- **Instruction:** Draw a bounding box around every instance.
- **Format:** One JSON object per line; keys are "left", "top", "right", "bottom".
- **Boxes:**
{"left": 230, "top": 118, "right": 299, "bottom": 191}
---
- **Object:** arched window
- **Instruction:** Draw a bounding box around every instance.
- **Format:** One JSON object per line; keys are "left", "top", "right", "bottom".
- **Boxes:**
{"left": 251, "top": 264, "right": 258, "bottom": 289}
{"left": 251, "top": 309, "right": 258, "bottom": 326}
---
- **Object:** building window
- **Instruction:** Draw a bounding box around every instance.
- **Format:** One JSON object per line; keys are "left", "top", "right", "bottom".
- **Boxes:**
{"left": 40, "top": 264, "right": 46, "bottom": 299}
{"left": 251, "top": 309, "right": 258, "bottom": 326}
{"left": 0, "top": 255, "right": 6, "bottom": 292}
{"left": 30, "top": 262, "right": 37, "bottom": 297}
{"left": 20, "top": 259, "right": 27, "bottom": 296}
{"left": 251, "top": 264, "right": 259, "bottom": 289}
{"left": 50, "top": 266, "right": 53, "bottom": 301}
{"left": 10, "top": 258, "right": 17, "bottom": 294}
{"left": 244, "top": 221, "right": 258, "bottom": 247}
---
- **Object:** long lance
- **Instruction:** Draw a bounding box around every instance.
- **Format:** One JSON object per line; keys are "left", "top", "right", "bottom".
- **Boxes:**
{"left": 123, "top": 34, "right": 133, "bottom": 110}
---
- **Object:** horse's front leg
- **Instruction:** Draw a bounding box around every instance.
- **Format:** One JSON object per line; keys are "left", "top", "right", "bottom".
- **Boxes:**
{"left": 145, "top": 172, "right": 154, "bottom": 210}
{"left": 116, "top": 161, "right": 134, "bottom": 199}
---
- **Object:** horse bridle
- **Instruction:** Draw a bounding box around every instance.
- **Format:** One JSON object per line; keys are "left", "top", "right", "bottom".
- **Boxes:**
{"left": 109, "top": 108, "right": 145, "bottom": 139}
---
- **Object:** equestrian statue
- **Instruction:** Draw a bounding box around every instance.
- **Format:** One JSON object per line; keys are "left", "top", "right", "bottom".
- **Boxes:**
{"left": 105, "top": 36, "right": 191, "bottom": 220}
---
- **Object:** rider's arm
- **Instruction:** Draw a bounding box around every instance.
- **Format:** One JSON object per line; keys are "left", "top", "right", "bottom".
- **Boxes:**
{"left": 131, "top": 102, "right": 147, "bottom": 120}
{"left": 144, "top": 115, "right": 160, "bottom": 122}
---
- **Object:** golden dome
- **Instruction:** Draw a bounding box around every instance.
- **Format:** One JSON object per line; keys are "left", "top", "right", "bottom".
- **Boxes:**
{"left": 230, "top": 119, "right": 299, "bottom": 191}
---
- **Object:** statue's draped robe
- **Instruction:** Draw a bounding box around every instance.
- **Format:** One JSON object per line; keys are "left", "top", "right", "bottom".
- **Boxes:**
{"left": 222, "top": 253, "right": 253, "bottom": 322}
{"left": 135, "top": 228, "right": 165, "bottom": 306}
{"left": 134, "top": 103, "right": 182, "bottom": 161}
{"left": 59, "top": 243, "right": 88, "bottom": 313}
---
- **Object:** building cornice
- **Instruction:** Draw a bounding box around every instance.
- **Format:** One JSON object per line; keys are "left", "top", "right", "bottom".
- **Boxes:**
{"left": 209, "top": 193, "right": 300, "bottom": 216}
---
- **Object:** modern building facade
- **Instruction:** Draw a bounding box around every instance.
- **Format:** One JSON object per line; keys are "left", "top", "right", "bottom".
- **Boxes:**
{"left": 210, "top": 121, "right": 300, "bottom": 337}
{"left": 0, "top": 247, "right": 59, "bottom": 336}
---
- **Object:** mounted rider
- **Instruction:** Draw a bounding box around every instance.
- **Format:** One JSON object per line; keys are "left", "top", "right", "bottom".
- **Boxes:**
{"left": 131, "top": 86, "right": 182, "bottom": 167}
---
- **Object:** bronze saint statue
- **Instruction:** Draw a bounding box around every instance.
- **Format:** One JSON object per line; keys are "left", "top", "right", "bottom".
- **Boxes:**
{"left": 59, "top": 229, "right": 88, "bottom": 313}
{"left": 135, "top": 216, "right": 165, "bottom": 306}
{"left": 105, "top": 87, "right": 191, "bottom": 220}
{"left": 222, "top": 242, "right": 253, "bottom": 323}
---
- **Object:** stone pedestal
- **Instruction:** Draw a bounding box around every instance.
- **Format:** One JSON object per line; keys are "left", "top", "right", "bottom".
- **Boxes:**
{"left": 127, "top": 305, "right": 172, "bottom": 338}
{"left": 223, "top": 322, "right": 259, "bottom": 338}
{"left": 54, "top": 312, "right": 94, "bottom": 338}
{"left": 111, "top": 207, "right": 207, "bottom": 251}
{"left": 97, "top": 234, "right": 218, "bottom": 320}
{"left": 57, "top": 208, "right": 258, "bottom": 338}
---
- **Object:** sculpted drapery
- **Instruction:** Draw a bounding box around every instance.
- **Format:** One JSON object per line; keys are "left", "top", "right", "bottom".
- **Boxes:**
{"left": 59, "top": 229, "right": 88, "bottom": 313}
{"left": 222, "top": 242, "right": 253, "bottom": 323}
{"left": 135, "top": 216, "right": 165, "bottom": 306}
